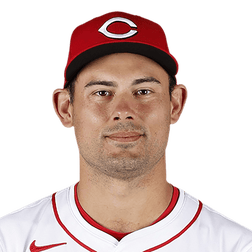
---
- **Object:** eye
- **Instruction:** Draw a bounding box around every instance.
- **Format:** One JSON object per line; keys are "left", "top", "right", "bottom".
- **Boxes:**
{"left": 135, "top": 89, "right": 152, "bottom": 96}
{"left": 94, "top": 90, "right": 112, "bottom": 97}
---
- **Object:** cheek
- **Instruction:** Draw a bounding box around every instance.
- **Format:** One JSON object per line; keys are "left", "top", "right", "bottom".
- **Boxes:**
{"left": 138, "top": 98, "right": 170, "bottom": 123}
{"left": 73, "top": 101, "right": 109, "bottom": 138}
{"left": 140, "top": 99, "right": 171, "bottom": 141}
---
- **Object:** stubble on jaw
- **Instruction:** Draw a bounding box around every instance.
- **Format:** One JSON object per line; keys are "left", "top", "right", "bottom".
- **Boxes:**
{"left": 79, "top": 122, "right": 167, "bottom": 182}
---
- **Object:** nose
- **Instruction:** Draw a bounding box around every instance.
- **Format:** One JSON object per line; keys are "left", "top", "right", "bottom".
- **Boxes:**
{"left": 112, "top": 96, "right": 136, "bottom": 121}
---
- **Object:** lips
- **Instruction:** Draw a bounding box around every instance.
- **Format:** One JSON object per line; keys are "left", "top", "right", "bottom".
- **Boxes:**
{"left": 106, "top": 132, "right": 143, "bottom": 142}
{"left": 108, "top": 132, "right": 141, "bottom": 138}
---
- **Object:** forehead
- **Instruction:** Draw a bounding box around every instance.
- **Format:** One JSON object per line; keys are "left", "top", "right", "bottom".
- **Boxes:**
{"left": 76, "top": 53, "right": 169, "bottom": 84}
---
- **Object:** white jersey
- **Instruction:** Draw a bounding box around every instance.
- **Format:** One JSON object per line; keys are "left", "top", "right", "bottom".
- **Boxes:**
{"left": 0, "top": 184, "right": 252, "bottom": 252}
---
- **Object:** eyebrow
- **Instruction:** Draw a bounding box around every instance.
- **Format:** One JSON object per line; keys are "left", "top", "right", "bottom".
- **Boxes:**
{"left": 84, "top": 77, "right": 160, "bottom": 88}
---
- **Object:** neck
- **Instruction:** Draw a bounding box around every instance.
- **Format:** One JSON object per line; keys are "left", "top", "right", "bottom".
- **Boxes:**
{"left": 77, "top": 155, "right": 173, "bottom": 233}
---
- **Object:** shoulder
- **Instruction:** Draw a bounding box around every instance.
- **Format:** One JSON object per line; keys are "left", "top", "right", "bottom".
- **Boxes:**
{"left": 201, "top": 198, "right": 252, "bottom": 236}
{"left": 184, "top": 192, "right": 252, "bottom": 251}
{"left": 0, "top": 194, "right": 52, "bottom": 249}
{"left": 0, "top": 194, "right": 52, "bottom": 227}
{"left": 0, "top": 195, "right": 52, "bottom": 239}
{"left": 0, "top": 187, "right": 70, "bottom": 252}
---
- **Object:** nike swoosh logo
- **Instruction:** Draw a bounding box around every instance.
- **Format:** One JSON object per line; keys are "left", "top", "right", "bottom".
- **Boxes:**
{"left": 30, "top": 240, "right": 67, "bottom": 252}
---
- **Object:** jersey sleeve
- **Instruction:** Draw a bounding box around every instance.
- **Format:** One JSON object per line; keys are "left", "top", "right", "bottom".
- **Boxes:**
{"left": 0, "top": 237, "right": 5, "bottom": 252}
{"left": 245, "top": 245, "right": 252, "bottom": 252}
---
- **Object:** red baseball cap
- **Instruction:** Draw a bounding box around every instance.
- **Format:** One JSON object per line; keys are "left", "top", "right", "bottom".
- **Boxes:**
{"left": 64, "top": 11, "right": 178, "bottom": 87}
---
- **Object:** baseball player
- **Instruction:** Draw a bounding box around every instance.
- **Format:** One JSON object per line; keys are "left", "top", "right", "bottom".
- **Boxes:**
{"left": 0, "top": 11, "right": 252, "bottom": 252}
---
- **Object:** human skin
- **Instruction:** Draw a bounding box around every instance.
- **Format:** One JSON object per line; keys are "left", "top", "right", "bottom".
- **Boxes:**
{"left": 53, "top": 53, "right": 187, "bottom": 233}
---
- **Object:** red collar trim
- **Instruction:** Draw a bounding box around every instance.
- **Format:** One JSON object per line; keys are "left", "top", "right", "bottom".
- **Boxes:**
{"left": 53, "top": 187, "right": 202, "bottom": 250}
{"left": 151, "top": 186, "right": 179, "bottom": 225}
{"left": 74, "top": 183, "right": 179, "bottom": 241}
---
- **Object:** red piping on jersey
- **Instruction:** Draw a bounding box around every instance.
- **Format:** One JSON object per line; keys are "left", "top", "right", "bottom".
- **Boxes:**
{"left": 74, "top": 183, "right": 180, "bottom": 241}
{"left": 143, "top": 200, "right": 203, "bottom": 252}
{"left": 52, "top": 193, "right": 97, "bottom": 252}
{"left": 52, "top": 191, "right": 202, "bottom": 251}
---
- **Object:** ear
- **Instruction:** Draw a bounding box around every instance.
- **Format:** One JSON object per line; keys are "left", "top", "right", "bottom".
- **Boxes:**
{"left": 52, "top": 89, "right": 73, "bottom": 128}
{"left": 170, "top": 84, "right": 187, "bottom": 124}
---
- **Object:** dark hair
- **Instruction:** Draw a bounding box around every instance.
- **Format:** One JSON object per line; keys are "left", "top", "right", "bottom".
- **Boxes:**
{"left": 66, "top": 78, "right": 76, "bottom": 104}
{"left": 66, "top": 74, "right": 176, "bottom": 104}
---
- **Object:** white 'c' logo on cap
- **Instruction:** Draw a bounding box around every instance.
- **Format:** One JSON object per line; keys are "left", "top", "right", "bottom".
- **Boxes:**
{"left": 98, "top": 17, "right": 138, "bottom": 39}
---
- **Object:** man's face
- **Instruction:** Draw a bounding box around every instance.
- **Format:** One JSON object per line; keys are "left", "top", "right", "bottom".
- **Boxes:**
{"left": 72, "top": 53, "right": 172, "bottom": 181}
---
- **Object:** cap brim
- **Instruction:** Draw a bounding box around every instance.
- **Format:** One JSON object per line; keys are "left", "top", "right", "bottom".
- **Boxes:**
{"left": 65, "top": 42, "right": 178, "bottom": 87}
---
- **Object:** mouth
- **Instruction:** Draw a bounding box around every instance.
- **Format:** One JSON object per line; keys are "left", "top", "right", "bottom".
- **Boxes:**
{"left": 105, "top": 132, "right": 144, "bottom": 143}
{"left": 108, "top": 135, "right": 142, "bottom": 143}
